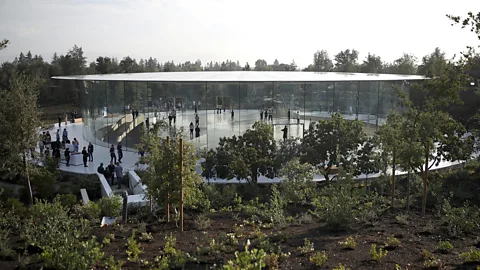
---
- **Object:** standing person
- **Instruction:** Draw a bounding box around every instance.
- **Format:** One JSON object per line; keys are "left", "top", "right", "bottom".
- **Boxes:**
{"left": 195, "top": 124, "right": 200, "bottom": 138}
{"left": 135, "top": 110, "right": 139, "bottom": 118}
{"left": 58, "top": 115, "right": 62, "bottom": 128}
{"left": 154, "top": 109, "right": 158, "bottom": 118}
{"left": 74, "top": 110, "right": 77, "bottom": 120}
{"left": 117, "top": 143, "right": 123, "bottom": 163}
{"left": 260, "top": 110, "right": 264, "bottom": 121}
{"left": 288, "top": 109, "right": 291, "bottom": 121}
{"left": 231, "top": 109, "right": 234, "bottom": 120}
{"left": 56, "top": 129, "right": 60, "bottom": 142}
{"left": 297, "top": 111, "right": 300, "bottom": 124}
{"left": 172, "top": 109, "right": 176, "bottom": 124}
{"left": 81, "top": 147, "right": 88, "bottom": 167}
{"left": 195, "top": 113, "right": 199, "bottom": 126}
{"left": 115, "top": 163, "right": 123, "bottom": 188}
{"left": 264, "top": 109, "right": 268, "bottom": 121}
{"left": 268, "top": 108, "right": 273, "bottom": 121}
{"left": 87, "top": 142, "right": 94, "bottom": 162}
{"left": 110, "top": 144, "right": 116, "bottom": 164}
{"left": 281, "top": 125, "right": 288, "bottom": 141}
{"left": 64, "top": 147, "right": 70, "bottom": 166}
{"left": 53, "top": 147, "right": 61, "bottom": 168}
{"left": 73, "top": 138, "right": 79, "bottom": 152}
{"left": 107, "top": 162, "right": 115, "bottom": 185}
{"left": 131, "top": 108, "right": 135, "bottom": 120}
{"left": 168, "top": 113, "right": 172, "bottom": 126}
{"left": 65, "top": 112, "right": 68, "bottom": 126}
{"left": 146, "top": 118, "right": 150, "bottom": 130}
{"left": 62, "top": 128, "right": 68, "bottom": 143}
{"left": 189, "top": 122, "right": 194, "bottom": 139}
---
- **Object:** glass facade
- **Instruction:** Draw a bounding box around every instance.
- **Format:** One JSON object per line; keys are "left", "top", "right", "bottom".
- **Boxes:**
{"left": 74, "top": 80, "right": 408, "bottom": 152}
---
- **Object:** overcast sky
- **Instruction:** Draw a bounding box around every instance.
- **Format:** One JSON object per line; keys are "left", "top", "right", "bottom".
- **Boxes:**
{"left": 0, "top": 0, "right": 479, "bottom": 69}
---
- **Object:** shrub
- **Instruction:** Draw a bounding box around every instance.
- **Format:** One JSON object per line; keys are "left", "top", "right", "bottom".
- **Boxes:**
{"left": 339, "top": 236, "right": 357, "bottom": 249}
{"left": 309, "top": 251, "right": 328, "bottom": 267}
{"left": 333, "top": 263, "right": 350, "bottom": 270}
{"left": 54, "top": 193, "right": 77, "bottom": 209}
{"left": 72, "top": 201, "right": 101, "bottom": 220}
{"left": 0, "top": 229, "right": 14, "bottom": 259}
{"left": 126, "top": 229, "right": 142, "bottom": 262}
{"left": 370, "top": 244, "right": 387, "bottom": 263}
{"left": 98, "top": 195, "right": 123, "bottom": 217}
{"left": 385, "top": 236, "right": 401, "bottom": 249}
{"left": 437, "top": 241, "right": 454, "bottom": 253}
{"left": 223, "top": 245, "right": 266, "bottom": 270}
{"left": 459, "top": 248, "right": 480, "bottom": 263}
{"left": 439, "top": 198, "right": 480, "bottom": 236}
{"left": 395, "top": 214, "right": 409, "bottom": 225}
{"left": 422, "top": 249, "right": 442, "bottom": 268}
{"left": 21, "top": 200, "right": 102, "bottom": 269}
{"left": 262, "top": 185, "right": 287, "bottom": 224}
{"left": 297, "top": 238, "right": 314, "bottom": 255}
{"left": 194, "top": 214, "right": 212, "bottom": 230}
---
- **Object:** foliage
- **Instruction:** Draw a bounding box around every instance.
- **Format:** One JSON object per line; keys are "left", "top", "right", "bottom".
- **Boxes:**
{"left": 194, "top": 214, "right": 212, "bottom": 230}
{"left": 395, "top": 214, "right": 410, "bottom": 225}
{"left": 297, "top": 238, "right": 314, "bottom": 255}
{"left": 369, "top": 244, "right": 388, "bottom": 263}
{"left": 385, "top": 236, "right": 401, "bottom": 249}
{"left": 459, "top": 248, "right": 480, "bottom": 263}
{"left": 21, "top": 200, "right": 103, "bottom": 269}
{"left": 278, "top": 158, "right": 316, "bottom": 205}
{"left": 72, "top": 201, "right": 101, "bottom": 220}
{"left": 137, "top": 123, "right": 204, "bottom": 209}
{"left": 54, "top": 193, "right": 77, "bottom": 209}
{"left": 309, "top": 251, "right": 328, "bottom": 267}
{"left": 339, "top": 236, "right": 357, "bottom": 250}
{"left": 333, "top": 263, "right": 350, "bottom": 270}
{"left": 126, "top": 229, "right": 142, "bottom": 262}
{"left": 203, "top": 122, "right": 276, "bottom": 183}
{"left": 98, "top": 195, "right": 123, "bottom": 217}
{"left": 223, "top": 243, "right": 266, "bottom": 270}
{"left": 438, "top": 198, "right": 480, "bottom": 236}
{"left": 0, "top": 229, "right": 14, "bottom": 259}
{"left": 262, "top": 184, "right": 286, "bottom": 224}
{"left": 301, "top": 113, "right": 366, "bottom": 181}
{"left": 437, "top": 240, "right": 454, "bottom": 253}
{"left": 312, "top": 171, "right": 359, "bottom": 230}
{"left": 0, "top": 72, "right": 44, "bottom": 204}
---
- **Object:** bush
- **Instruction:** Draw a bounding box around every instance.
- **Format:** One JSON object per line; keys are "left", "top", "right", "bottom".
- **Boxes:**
{"left": 54, "top": 193, "right": 77, "bottom": 209}
{"left": 459, "top": 248, "right": 480, "bottom": 263}
{"left": 385, "top": 236, "right": 401, "bottom": 249}
{"left": 72, "top": 201, "right": 101, "bottom": 220}
{"left": 194, "top": 214, "right": 211, "bottom": 230}
{"left": 438, "top": 199, "right": 480, "bottom": 236}
{"left": 21, "top": 200, "right": 102, "bottom": 269}
{"left": 98, "top": 195, "right": 123, "bottom": 217}
{"left": 437, "top": 241, "right": 454, "bottom": 253}
{"left": 370, "top": 244, "right": 387, "bottom": 263}
{"left": 339, "top": 236, "right": 357, "bottom": 250}
{"left": 309, "top": 251, "right": 328, "bottom": 267}
{"left": 312, "top": 175, "right": 359, "bottom": 231}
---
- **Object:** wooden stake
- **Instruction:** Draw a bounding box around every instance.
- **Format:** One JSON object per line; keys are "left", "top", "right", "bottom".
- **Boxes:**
{"left": 179, "top": 138, "right": 184, "bottom": 232}
{"left": 166, "top": 136, "right": 170, "bottom": 223}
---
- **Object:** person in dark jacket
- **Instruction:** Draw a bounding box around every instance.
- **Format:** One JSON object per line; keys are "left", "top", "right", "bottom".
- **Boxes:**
{"left": 110, "top": 144, "right": 116, "bottom": 164}
{"left": 88, "top": 142, "right": 94, "bottom": 162}
{"left": 64, "top": 148, "right": 70, "bottom": 166}
{"left": 117, "top": 143, "right": 123, "bottom": 163}
{"left": 107, "top": 162, "right": 116, "bottom": 185}
{"left": 281, "top": 125, "right": 288, "bottom": 141}
{"left": 97, "top": 163, "right": 105, "bottom": 174}
{"left": 81, "top": 147, "right": 88, "bottom": 167}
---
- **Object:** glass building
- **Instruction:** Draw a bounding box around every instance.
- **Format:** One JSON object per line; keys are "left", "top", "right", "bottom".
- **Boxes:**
{"left": 52, "top": 71, "right": 425, "bottom": 152}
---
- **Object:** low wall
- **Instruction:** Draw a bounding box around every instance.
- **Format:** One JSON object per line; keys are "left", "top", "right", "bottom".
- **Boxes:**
{"left": 97, "top": 172, "right": 148, "bottom": 206}
{"left": 128, "top": 171, "right": 147, "bottom": 195}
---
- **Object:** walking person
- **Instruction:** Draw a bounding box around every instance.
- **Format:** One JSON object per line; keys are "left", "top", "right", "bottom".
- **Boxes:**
{"left": 58, "top": 115, "right": 62, "bottom": 128}
{"left": 281, "top": 125, "right": 288, "bottom": 141}
{"left": 231, "top": 109, "right": 234, "bottom": 120}
{"left": 107, "top": 162, "right": 115, "bottom": 185}
{"left": 189, "top": 122, "right": 194, "bottom": 139}
{"left": 64, "top": 147, "right": 70, "bottom": 166}
{"left": 110, "top": 144, "right": 117, "bottom": 164}
{"left": 115, "top": 163, "right": 123, "bottom": 189}
{"left": 81, "top": 147, "right": 88, "bottom": 167}
{"left": 88, "top": 142, "right": 94, "bottom": 162}
{"left": 117, "top": 143, "right": 123, "bottom": 163}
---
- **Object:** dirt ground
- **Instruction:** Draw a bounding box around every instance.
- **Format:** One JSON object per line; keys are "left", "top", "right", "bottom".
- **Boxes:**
{"left": 1, "top": 207, "right": 479, "bottom": 270}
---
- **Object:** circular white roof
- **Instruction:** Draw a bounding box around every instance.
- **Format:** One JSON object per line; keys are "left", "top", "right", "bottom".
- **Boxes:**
{"left": 52, "top": 71, "right": 425, "bottom": 82}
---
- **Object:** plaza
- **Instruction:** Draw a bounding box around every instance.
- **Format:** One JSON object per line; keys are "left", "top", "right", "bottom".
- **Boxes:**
{"left": 52, "top": 71, "right": 426, "bottom": 152}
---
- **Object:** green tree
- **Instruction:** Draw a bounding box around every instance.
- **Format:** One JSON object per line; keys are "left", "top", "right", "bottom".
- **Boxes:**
{"left": 334, "top": 49, "right": 359, "bottom": 72}
{"left": 387, "top": 54, "right": 417, "bottom": 75}
{"left": 300, "top": 113, "right": 366, "bottom": 181}
{"left": 137, "top": 123, "right": 205, "bottom": 212}
{"left": 417, "top": 48, "right": 447, "bottom": 77}
{"left": 310, "top": 50, "right": 334, "bottom": 72}
{"left": 355, "top": 137, "right": 380, "bottom": 184}
{"left": 278, "top": 158, "right": 316, "bottom": 205}
{"left": 0, "top": 72, "right": 43, "bottom": 204}
{"left": 376, "top": 111, "right": 404, "bottom": 207}
{"left": 0, "top": 39, "right": 8, "bottom": 50}
{"left": 202, "top": 122, "right": 276, "bottom": 183}
{"left": 361, "top": 53, "right": 384, "bottom": 73}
